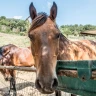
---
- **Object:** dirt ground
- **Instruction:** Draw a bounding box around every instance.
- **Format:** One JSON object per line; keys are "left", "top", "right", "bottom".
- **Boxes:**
{"left": 0, "top": 70, "right": 70, "bottom": 96}
{"left": 0, "top": 71, "right": 53, "bottom": 96}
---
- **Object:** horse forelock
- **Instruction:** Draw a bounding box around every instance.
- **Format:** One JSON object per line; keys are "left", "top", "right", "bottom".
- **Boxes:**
{"left": 28, "top": 12, "right": 48, "bottom": 32}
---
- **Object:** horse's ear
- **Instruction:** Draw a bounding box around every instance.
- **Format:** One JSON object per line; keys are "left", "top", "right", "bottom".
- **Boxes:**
{"left": 49, "top": 2, "right": 57, "bottom": 21}
{"left": 29, "top": 2, "right": 37, "bottom": 20}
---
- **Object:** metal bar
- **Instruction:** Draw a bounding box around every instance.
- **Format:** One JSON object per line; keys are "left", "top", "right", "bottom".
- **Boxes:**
{"left": 0, "top": 65, "right": 36, "bottom": 72}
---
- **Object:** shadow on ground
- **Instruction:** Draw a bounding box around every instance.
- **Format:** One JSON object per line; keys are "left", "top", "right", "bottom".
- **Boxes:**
{"left": 0, "top": 81, "right": 35, "bottom": 96}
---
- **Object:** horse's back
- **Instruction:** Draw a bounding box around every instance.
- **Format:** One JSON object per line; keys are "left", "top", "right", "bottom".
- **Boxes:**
{"left": 13, "top": 47, "right": 34, "bottom": 66}
{"left": 72, "top": 40, "right": 96, "bottom": 60}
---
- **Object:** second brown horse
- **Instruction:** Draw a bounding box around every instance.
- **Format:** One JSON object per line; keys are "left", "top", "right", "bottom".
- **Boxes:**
{"left": 0, "top": 44, "right": 35, "bottom": 96}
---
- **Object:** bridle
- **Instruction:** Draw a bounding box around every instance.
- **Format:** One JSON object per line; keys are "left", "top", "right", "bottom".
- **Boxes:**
{"left": 0, "top": 51, "right": 10, "bottom": 65}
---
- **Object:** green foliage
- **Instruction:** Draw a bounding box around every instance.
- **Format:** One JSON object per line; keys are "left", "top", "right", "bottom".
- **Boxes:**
{"left": 0, "top": 15, "right": 96, "bottom": 37}
{"left": 60, "top": 24, "right": 96, "bottom": 36}
{"left": 0, "top": 16, "right": 6, "bottom": 20}
{"left": 0, "top": 16, "right": 30, "bottom": 35}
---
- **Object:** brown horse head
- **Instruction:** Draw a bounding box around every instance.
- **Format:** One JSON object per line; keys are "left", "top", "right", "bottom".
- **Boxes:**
{"left": 0, "top": 44, "right": 17, "bottom": 60}
{"left": 28, "top": 2, "right": 61, "bottom": 94}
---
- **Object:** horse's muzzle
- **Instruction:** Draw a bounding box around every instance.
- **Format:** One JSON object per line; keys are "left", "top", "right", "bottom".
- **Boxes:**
{"left": 35, "top": 78, "right": 58, "bottom": 94}
{"left": 5, "top": 77, "right": 11, "bottom": 81}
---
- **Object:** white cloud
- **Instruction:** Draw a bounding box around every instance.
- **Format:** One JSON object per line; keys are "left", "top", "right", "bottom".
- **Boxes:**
{"left": 47, "top": 1, "right": 52, "bottom": 9}
{"left": 13, "top": 16, "right": 22, "bottom": 19}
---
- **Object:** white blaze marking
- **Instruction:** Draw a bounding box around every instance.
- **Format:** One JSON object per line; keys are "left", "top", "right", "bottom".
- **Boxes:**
{"left": 42, "top": 46, "right": 48, "bottom": 56}
{"left": 61, "top": 50, "right": 64, "bottom": 55}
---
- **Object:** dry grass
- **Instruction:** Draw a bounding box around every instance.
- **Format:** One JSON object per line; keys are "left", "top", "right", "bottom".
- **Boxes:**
{"left": 0, "top": 32, "right": 30, "bottom": 47}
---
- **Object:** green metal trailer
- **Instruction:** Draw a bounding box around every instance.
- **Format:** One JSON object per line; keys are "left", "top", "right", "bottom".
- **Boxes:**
{"left": 56, "top": 60, "right": 96, "bottom": 96}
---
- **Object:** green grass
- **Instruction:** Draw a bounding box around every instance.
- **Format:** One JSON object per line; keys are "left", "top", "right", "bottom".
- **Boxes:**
{"left": 0, "top": 32, "right": 30, "bottom": 47}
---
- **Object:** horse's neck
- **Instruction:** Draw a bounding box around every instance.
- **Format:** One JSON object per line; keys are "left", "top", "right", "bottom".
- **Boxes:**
{"left": 58, "top": 36, "right": 96, "bottom": 60}
{"left": 58, "top": 34, "right": 72, "bottom": 60}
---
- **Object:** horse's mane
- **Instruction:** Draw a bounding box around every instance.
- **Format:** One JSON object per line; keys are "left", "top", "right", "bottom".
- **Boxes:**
{"left": 59, "top": 33, "right": 69, "bottom": 43}
{"left": 28, "top": 12, "right": 48, "bottom": 32}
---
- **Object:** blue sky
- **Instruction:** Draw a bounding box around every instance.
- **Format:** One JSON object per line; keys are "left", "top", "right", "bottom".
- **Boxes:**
{"left": 0, "top": 0, "right": 96, "bottom": 26}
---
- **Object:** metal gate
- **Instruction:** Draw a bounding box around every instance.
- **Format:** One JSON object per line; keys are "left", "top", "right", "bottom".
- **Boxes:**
{"left": 56, "top": 60, "right": 96, "bottom": 96}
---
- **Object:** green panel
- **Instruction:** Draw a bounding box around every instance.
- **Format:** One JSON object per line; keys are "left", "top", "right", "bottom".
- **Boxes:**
{"left": 57, "top": 76, "right": 96, "bottom": 96}
{"left": 56, "top": 60, "right": 96, "bottom": 79}
{"left": 56, "top": 60, "right": 96, "bottom": 96}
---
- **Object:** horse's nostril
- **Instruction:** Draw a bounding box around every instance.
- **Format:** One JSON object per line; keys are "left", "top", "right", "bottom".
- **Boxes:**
{"left": 51, "top": 78, "right": 58, "bottom": 89}
{"left": 35, "top": 79, "right": 43, "bottom": 89}
{"left": 5, "top": 77, "right": 8, "bottom": 81}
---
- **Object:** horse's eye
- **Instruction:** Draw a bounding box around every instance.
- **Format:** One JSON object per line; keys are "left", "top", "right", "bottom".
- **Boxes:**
{"left": 55, "top": 33, "right": 60, "bottom": 39}
{"left": 3, "top": 49, "right": 6, "bottom": 53}
{"left": 28, "top": 34, "right": 35, "bottom": 41}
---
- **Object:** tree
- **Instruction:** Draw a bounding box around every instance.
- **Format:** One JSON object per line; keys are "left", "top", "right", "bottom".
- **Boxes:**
{"left": 0, "top": 16, "right": 6, "bottom": 20}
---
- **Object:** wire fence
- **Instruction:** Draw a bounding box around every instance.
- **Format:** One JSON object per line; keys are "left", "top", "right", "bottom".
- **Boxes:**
{"left": 0, "top": 70, "right": 71, "bottom": 96}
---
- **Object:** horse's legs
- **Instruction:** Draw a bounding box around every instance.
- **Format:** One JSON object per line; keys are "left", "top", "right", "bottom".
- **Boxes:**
{"left": 9, "top": 77, "right": 13, "bottom": 95}
{"left": 71, "top": 94, "right": 76, "bottom": 96}
{"left": 55, "top": 91, "right": 77, "bottom": 96}
{"left": 55, "top": 90, "right": 61, "bottom": 96}
{"left": 9, "top": 70, "right": 17, "bottom": 96}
